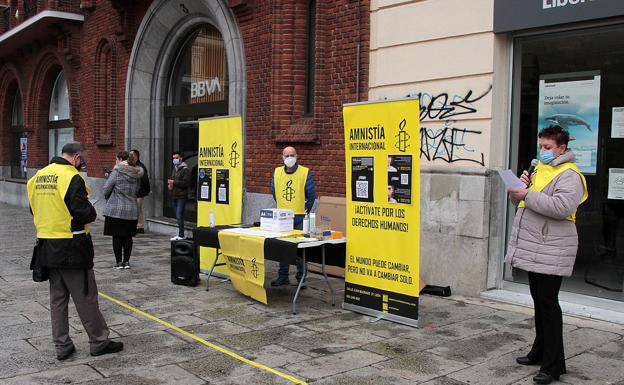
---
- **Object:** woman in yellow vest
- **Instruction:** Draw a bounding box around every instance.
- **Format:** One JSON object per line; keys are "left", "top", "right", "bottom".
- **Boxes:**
{"left": 506, "top": 125, "right": 588, "bottom": 385}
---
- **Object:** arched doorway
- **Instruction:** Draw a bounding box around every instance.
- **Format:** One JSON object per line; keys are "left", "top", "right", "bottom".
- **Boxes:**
{"left": 126, "top": 0, "right": 245, "bottom": 222}
{"left": 163, "top": 25, "right": 229, "bottom": 220}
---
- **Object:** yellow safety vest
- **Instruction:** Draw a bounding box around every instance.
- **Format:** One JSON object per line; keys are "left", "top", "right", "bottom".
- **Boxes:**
{"left": 27, "top": 163, "right": 91, "bottom": 238}
{"left": 274, "top": 165, "right": 309, "bottom": 215}
{"left": 519, "top": 161, "right": 588, "bottom": 222}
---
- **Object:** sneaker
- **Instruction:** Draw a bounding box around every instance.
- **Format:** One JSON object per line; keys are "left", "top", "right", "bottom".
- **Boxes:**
{"left": 113, "top": 262, "right": 123, "bottom": 269}
{"left": 57, "top": 345, "right": 76, "bottom": 361}
{"left": 170, "top": 235, "right": 184, "bottom": 241}
{"left": 136, "top": 228, "right": 145, "bottom": 234}
{"left": 123, "top": 262, "right": 130, "bottom": 269}
{"left": 270, "top": 276, "right": 290, "bottom": 287}
{"left": 90, "top": 340, "right": 124, "bottom": 357}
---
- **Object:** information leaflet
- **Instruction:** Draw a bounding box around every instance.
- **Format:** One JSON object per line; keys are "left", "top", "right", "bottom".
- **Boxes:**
{"left": 197, "top": 116, "right": 243, "bottom": 275}
{"left": 343, "top": 98, "right": 421, "bottom": 327}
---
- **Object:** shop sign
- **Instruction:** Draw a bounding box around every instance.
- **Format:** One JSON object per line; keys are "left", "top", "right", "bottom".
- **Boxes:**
{"left": 190, "top": 77, "right": 222, "bottom": 99}
{"left": 494, "top": 0, "right": 624, "bottom": 33}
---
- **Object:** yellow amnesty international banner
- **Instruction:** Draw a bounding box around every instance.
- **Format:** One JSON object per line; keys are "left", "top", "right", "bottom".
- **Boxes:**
{"left": 197, "top": 116, "right": 243, "bottom": 275}
{"left": 217, "top": 231, "right": 267, "bottom": 304}
{"left": 342, "top": 98, "right": 420, "bottom": 326}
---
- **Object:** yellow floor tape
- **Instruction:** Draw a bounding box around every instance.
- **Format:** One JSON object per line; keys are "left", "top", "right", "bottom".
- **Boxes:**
{"left": 99, "top": 292, "right": 307, "bottom": 385}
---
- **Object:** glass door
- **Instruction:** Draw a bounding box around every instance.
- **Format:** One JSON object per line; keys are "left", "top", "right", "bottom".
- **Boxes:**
{"left": 508, "top": 25, "right": 624, "bottom": 301}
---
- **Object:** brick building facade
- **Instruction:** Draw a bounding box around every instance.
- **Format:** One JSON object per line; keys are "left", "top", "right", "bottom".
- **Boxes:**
{"left": 0, "top": 0, "right": 369, "bottom": 218}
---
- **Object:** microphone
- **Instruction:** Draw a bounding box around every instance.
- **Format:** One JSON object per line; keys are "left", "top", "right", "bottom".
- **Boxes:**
{"left": 524, "top": 159, "right": 538, "bottom": 187}
{"left": 528, "top": 159, "right": 538, "bottom": 175}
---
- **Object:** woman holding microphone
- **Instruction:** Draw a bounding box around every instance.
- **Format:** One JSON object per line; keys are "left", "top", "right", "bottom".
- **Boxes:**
{"left": 505, "top": 125, "right": 587, "bottom": 384}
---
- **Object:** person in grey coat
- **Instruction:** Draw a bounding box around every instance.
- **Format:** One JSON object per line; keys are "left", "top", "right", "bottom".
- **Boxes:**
{"left": 505, "top": 125, "right": 587, "bottom": 385}
{"left": 103, "top": 151, "right": 144, "bottom": 269}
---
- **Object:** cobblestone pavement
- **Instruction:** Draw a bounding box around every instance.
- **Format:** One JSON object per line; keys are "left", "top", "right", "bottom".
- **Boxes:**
{"left": 0, "top": 202, "right": 623, "bottom": 385}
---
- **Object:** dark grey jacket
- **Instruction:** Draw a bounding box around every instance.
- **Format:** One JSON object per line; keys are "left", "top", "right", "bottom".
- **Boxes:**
{"left": 505, "top": 151, "right": 585, "bottom": 277}
{"left": 103, "top": 162, "right": 144, "bottom": 220}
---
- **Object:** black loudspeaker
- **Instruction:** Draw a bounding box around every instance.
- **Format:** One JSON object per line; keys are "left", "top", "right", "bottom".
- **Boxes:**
{"left": 171, "top": 239, "right": 199, "bottom": 286}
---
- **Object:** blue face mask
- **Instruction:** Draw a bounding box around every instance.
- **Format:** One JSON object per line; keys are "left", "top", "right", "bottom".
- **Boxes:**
{"left": 539, "top": 150, "right": 555, "bottom": 165}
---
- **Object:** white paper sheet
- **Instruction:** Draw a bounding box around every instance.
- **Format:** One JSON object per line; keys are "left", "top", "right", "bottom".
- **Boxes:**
{"left": 608, "top": 168, "right": 624, "bottom": 200}
{"left": 497, "top": 169, "right": 526, "bottom": 190}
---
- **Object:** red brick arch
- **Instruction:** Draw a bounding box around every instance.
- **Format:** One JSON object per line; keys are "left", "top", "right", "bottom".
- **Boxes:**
{"left": 0, "top": 65, "right": 23, "bottom": 166}
{"left": 27, "top": 49, "right": 80, "bottom": 167}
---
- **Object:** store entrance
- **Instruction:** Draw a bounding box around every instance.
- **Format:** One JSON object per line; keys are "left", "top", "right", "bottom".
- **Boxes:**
{"left": 163, "top": 24, "right": 229, "bottom": 223}
{"left": 508, "top": 25, "right": 624, "bottom": 301}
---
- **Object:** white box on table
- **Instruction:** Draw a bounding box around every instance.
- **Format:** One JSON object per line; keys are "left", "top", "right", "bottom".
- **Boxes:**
{"left": 260, "top": 209, "right": 294, "bottom": 232}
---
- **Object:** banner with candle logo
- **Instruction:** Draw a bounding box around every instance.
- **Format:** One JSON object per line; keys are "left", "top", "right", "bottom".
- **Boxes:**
{"left": 197, "top": 116, "right": 243, "bottom": 275}
{"left": 342, "top": 99, "right": 421, "bottom": 327}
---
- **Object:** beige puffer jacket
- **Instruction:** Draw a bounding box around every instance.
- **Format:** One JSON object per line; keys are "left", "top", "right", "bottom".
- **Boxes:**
{"left": 505, "top": 151, "right": 585, "bottom": 277}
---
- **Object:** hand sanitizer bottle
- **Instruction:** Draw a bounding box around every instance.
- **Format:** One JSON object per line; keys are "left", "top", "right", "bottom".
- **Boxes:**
{"left": 309, "top": 213, "right": 316, "bottom": 236}
{"left": 209, "top": 208, "right": 215, "bottom": 228}
{"left": 303, "top": 213, "right": 310, "bottom": 237}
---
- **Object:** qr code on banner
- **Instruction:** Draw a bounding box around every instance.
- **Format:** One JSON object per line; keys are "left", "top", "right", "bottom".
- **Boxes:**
{"left": 356, "top": 180, "right": 369, "bottom": 199}
{"left": 401, "top": 173, "right": 409, "bottom": 185}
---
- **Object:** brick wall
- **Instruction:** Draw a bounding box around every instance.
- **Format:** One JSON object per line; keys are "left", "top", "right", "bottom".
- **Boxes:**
{"left": 0, "top": 0, "right": 149, "bottom": 177}
{"left": 238, "top": 0, "right": 370, "bottom": 197}
{"left": 0, "top": 0, "right": 368, "bottom": 197}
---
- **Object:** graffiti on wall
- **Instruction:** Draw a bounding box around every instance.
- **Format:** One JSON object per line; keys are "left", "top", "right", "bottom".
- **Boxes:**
{"left": 406, "top": 85, "right": 492, "bottom": 166}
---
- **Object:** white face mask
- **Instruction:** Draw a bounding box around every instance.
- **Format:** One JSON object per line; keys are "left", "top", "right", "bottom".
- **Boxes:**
{"left": 283, "top": 156, "right": 296, "bottom": 168}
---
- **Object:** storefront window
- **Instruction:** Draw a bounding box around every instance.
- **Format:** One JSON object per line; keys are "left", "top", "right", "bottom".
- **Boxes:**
{"left": 48, "top": 71, "right": 74, "bottom": 160}
{"left": 508, "top": 25, "right": 624, "bottom": 300}
{"left": 164, "top": 25, "right": 229, "bottom": 221}
{"left": 10, "top": 90, "right": 26, "bottom": 179}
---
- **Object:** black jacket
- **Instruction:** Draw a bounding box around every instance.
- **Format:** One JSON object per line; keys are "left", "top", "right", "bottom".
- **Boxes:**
{"left": 137, "top": 160, "right": 151, "bottom": 198}
{"left": 34, "top": 157, "right": 97, "bottom": 270}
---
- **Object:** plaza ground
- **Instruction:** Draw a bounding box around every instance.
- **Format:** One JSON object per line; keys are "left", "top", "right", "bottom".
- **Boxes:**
{"left": 0, "top": 203, "right": 622, "bottom": 385}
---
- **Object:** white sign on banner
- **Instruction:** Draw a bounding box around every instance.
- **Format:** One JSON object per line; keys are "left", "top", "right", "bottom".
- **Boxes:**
{"left": 611, "top": 107, "right": 624, "bottom": 138}
{"left": 608, "top": 168, "right": 624, "bottom": 200}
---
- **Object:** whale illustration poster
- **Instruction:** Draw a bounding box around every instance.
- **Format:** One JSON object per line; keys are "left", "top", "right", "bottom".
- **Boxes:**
{"left": 538, "top": 71, "right": 600, "bottom": 174}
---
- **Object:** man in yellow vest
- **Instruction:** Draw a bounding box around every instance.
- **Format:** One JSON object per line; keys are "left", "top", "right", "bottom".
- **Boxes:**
{"left": 27, "top": 142, "right": 123, "bottom": 360}
{"left": 270, "top": 146, "right": 316, "bottom": 288}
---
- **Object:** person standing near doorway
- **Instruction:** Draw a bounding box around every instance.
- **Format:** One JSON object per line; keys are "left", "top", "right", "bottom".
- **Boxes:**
{"left": 27, "top": 142, "right": 123, "bottom": 360}
{"left": 270, "top": 146, "right": 316, "bottom": 288}
{"left": 506, "top": 125, "right": 588, "bottom": 385}
{"left": 103, "top": 151, "right": 144, "bottom": 269}
{"left": 130, "top": 149, "right": 150, "bottom": 234}
{"left": 169, "top": 151, "right": 191, "bottom": 241}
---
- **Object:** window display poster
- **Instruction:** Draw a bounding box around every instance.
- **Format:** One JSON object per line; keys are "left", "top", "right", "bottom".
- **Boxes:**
{"left": 343, "top": 98, "right": 420, "bottom": 327}
{"left": 197, "top": 115, "right": 243, "bottom": 274}
{"left": 538, "top": 72, "right": 600, "bottom": 174}
{"left": 197, "top": 168, "right": 212, "bottom": 202}
{"left": 20, "top": 134, "right": 27, "bottom": 174}
{"left": 608, "top": 168, "right": 624, "bottom": 200}
{"left": 611, "top": 107, "right": 624, "bottom": 139}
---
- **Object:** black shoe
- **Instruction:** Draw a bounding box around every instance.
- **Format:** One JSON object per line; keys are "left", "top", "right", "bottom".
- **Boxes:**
{"left": 91, "top": 340, "right": 124, "bottom": 356}
{"left": 296, "top": 280, "right": 307, "bottom": 290}
{"left": 57, "top": 345, "right": 76, "bottom": 361}
{"left": 271, "top": 277, "right": 290, "bottom": 287}
{"left": 533, "top": 372, "right": 556, "bottom": 384}
{"left": 136, "top": 228, "right": 145, "bottom": 234}
{"left": 516, "top": 356, "right": 539, "bottom": 366}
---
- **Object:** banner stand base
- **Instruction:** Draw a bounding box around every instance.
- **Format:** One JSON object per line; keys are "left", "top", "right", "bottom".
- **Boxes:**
{"left": 200, "top": 269, "right": 229, "bottom": 281}
{"left": 343, "top": 302, "right": 419, "bottom": 328}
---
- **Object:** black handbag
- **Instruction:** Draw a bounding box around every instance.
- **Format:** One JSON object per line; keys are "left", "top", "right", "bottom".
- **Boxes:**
{"left": 30, "top": 240, "right": 49, "bottom": 282}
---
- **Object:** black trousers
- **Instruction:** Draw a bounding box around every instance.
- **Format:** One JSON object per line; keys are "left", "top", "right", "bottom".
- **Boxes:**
{"left": 527, "top": 271, "right": 566, "bottom": 377}
{"left": 112, "top": 236, "right": 133, "bottom": 263}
